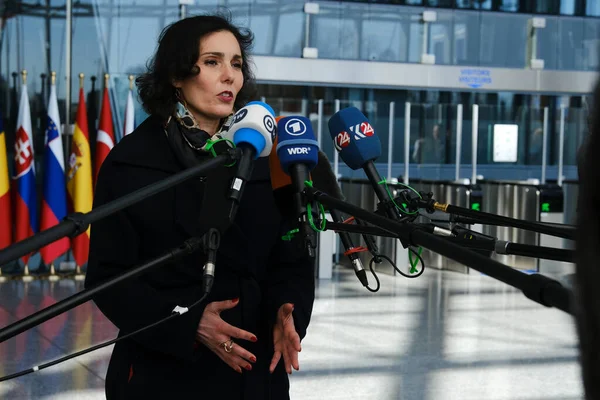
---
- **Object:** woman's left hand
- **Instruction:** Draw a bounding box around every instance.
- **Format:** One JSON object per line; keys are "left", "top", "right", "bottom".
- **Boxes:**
{"left": 269, "top": 303, "right": 301, "bottom": 374}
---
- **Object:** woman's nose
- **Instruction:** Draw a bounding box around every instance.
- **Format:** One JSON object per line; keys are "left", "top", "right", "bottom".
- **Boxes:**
{"left": 221, "top": 65, "right": 235, "bottom": 83}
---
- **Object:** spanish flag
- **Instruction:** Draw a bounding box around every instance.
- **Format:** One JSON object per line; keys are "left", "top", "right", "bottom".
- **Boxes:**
{"left": 66, "top": 81, "right": 93, "bottom": 268}
{"left": 0, "top": 110, "right": 11, "bottom": 250}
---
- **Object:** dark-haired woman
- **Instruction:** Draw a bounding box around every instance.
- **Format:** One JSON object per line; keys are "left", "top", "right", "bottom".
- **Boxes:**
{"left": 85, "top": 14, "right": 315, "bottom": 399}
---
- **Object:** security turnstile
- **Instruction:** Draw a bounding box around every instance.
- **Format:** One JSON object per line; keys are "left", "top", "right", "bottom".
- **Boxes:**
{"left": 480, "top": 180, "right": 571, "bottom": 274}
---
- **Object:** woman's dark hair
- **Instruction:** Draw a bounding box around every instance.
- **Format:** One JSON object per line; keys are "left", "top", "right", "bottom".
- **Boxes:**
{"left": 136, "top": 12, "right": 256, "bottom": 121}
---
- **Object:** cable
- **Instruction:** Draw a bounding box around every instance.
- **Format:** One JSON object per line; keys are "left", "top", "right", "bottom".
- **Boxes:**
{"left": 0, "top": 292, "right": 208, "bottom": 383}
{"left": 403, "top": 247, "right": 425, "bottom": 278}
{"left": 378, "top": 179, "right": 423, "bottom": 216}
{"left": 366, "top": 257, "right": 381, "bottom": 293}
{"left": 304, "top": 181, "right": 326, "bottom": 232}
{"left": 408, "top": 246, "right": 423, "bottom": 274}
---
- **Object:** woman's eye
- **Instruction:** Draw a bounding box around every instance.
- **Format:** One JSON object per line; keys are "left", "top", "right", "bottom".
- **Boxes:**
{"left": 204, "top": 59, "right": 218, "bottom": 66}
{"left": 233, "top": 63, "right": 243, "bottom": 69}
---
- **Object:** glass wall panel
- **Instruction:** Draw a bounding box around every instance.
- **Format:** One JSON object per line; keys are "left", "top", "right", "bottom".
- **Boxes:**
{"left": 312, "top": 3, "right": 360, "bottom": 60}
{"left": 560, "top": 107, "right": 588, "bottom": 165}
{"left": 498, "top": 0, "right": 520, "bottom": 12}
{"left": 537, "top": 16, "right": 558, "bottom": 70}
{"left": 453, "top": 11, "right": 480, "bottom": 65}
{"left": 479, "top": 12, "right": 528, "bottom": 68}
{"left": 409, "top": 103, "right": 450, "bottom": 177}
{"left": 429, "top": 10, "right": 453, "bottom": 65}
{"left": 557, "top": 17, "right": 585, "bottom": 70}
{"left": 583, "top": 18, "right": 600, "bottom": 70}
{"left": 456, "top": 0, "right": 492, "bottom": 10}
{"left": 586, "top": 0, "right": 600, "bottom": 16}
{"left": 360, "top": 5, "right": 417, "bottom": 63}
{"left": 273, "top": 8, "right": 305, "bottom": 57}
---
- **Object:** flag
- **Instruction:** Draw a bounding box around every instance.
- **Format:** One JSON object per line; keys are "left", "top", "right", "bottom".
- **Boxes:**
{"left": 0, "top": 111, "right": 11, "bottom": 250}
{"left": 123, "top": 88, "right": 135, "bottom": 137}
{"left": 14, "top": 81, "right": 37, "bottom": 264}
{"left": 40, "top": 81, "right": 70, "bottom": 265}
{"left": 94, "top": 86, "right": 115, "bottom": 184}
{"left": 66, "top": 88, "right": 93, "bottom": 267}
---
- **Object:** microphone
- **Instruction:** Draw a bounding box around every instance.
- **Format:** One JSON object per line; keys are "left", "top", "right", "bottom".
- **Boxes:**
{"left": 275, "top": 116, "right": 319, "bottom": 257}
{"left": 306, "top": 152, "right": 369, "bottom": 287}
{"left": 269, "top": 136, "right": 369, "bottom": 286}
{"left": 328, "top": 107, "right": 402, "bottom": 221}
{"left": 227, "top": 101, "right": 276, "bottom": 219}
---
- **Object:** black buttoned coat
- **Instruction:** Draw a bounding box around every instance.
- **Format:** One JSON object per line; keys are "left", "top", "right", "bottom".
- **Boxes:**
{"left": 85, "top": 115, "right": 315, "bottom": 399}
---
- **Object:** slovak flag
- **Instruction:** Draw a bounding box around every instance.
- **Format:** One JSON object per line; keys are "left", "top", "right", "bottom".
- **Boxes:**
{"left": 39, "top": 80, "right": 70, "bottom": 265}
{"left": 14, "top": 80, "right": 38, "bottom": 263}
{"left": 94, "top": 86, "right": 115, "bottom": 184}
{"left": 123, "top": 87, "right": 135, "bottom": 137}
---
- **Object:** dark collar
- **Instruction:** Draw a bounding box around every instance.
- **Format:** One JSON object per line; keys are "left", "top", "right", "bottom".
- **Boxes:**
{"left": 111, "top": 115, "right": 271, "bottom": 182}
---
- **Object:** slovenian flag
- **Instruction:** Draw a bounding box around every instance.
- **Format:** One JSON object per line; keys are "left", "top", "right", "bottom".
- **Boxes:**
{"left": 40, "top": 79, "right": 70, "bottom": 265}
{"left": 13, "top": 79, "right": 37, "bottom": 264}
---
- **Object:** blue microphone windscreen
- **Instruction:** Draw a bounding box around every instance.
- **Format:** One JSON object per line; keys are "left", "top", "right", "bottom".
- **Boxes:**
{"left": 327, "top": 107, "right": 381, "bottom": 170}
{"left": 276, "top": 116, "right": 319, "bottom": 174}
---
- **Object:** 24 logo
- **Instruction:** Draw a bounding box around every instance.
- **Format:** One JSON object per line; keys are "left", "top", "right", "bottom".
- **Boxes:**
{"left": 334, "top": 131, "right": 350, "bottom": 151}
{"left": 350, "top": 122, "right": 374, "bottom": 139}
{"left": 333, "top": 122, "right": 374, "bottom": 151}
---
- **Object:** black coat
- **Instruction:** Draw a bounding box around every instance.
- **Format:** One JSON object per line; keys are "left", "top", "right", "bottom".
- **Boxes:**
{"left": 85, "top": 116, "right": 315, "bottom": 399}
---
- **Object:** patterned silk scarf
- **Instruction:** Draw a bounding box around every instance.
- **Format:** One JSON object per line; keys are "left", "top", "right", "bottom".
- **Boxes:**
{"left": 164, "top": 101, "right": 234, "bottom": 168}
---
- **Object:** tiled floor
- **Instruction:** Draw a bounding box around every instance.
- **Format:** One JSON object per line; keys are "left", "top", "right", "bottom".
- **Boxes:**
{"left": 0, "top": 266, "right": 583, "bottom": 399}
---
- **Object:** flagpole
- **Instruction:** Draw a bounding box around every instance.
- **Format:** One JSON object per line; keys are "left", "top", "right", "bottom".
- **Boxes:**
{"left": 47, "top": 71, "right": 61, "bottom": 282}
{"left": 74, "top": 72, "right": 86, "bottom": 281}
{"left": 20, "top": 70, "right": 34, "bottom": 283}
{"left": 64, "top": 0, "right": 72, "bottom": 166}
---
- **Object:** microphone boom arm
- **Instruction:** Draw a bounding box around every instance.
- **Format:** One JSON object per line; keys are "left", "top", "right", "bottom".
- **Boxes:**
{"left": 305, "top": 186, "right": 573, "bottom": 315}
{"left": 0, "top": 150, "right": 240, "bottom": 266}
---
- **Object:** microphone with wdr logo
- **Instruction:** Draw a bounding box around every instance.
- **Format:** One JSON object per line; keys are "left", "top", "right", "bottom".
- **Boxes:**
{"left": 227, "top": 101, "right": 275, "bottom": 219}
{"left": 276, "top": 116, "right": 319, "bottom": 257}
{"left": 328, "top": 107, "right": 402, "bottom": 221}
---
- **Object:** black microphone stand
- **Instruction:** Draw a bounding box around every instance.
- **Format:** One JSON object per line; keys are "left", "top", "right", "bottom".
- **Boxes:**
{"left": 0, "top": 237, "right": 205, "bottom": 343}
{"left": 0, "top": 150, "right": 240, "bottom": 266}
{"left": 0, "top": 149, "right": 241, "bottom": 344}
{"left": 411, "top": 194, "right": 575, "bottom": 240}
{"left": 305, "top": 186, "right": 573, "bottom": 315}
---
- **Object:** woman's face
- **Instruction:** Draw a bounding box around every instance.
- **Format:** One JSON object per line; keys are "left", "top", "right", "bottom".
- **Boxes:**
{"left": 175, "top": 30, "right": 244, "bottom": 133}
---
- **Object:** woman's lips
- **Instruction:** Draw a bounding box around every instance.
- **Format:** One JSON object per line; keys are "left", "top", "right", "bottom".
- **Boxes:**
{"left": 218, "top": 91, "right": 233, "bottom": 102}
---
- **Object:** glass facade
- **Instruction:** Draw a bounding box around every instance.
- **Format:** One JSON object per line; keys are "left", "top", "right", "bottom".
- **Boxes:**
{"left": 342, "top": 0, "right": 597, "bottom": 16}
{"left": 310, "top": 4, "right": 600, "bottom": 71}
{"left": 261, "top": 84, "right": 589, "bottom": 180}
{"left": 0, "top": 0, "right": 594, "bottom": 182}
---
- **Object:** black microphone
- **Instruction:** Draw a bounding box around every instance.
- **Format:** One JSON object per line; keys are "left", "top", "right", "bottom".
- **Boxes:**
{"left": 312, "top": 152, "right": 369, "bottom": 287}
{"left": 271, "top": 146, "right": 369, "bottom": 286}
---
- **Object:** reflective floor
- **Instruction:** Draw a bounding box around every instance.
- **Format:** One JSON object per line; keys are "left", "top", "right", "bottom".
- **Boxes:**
{"left": 0, "top": 266, "right": 583, "bottom": 399}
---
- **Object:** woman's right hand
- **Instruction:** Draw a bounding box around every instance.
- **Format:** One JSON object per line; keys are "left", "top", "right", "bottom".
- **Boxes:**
{"left": 196, "top": 298, "right": 258, "bottom": 373}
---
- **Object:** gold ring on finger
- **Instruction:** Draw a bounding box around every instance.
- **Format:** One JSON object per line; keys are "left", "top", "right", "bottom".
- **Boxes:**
{"left": 220, "top": 339, "right": 234, "bottom": 353}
